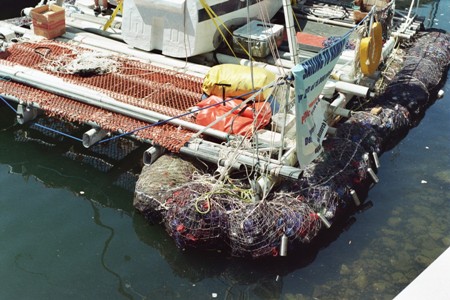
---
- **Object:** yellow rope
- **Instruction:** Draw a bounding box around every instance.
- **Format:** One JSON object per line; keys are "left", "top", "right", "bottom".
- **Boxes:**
{"left": 199, "top": 0, "right": 253, "bottom": 60}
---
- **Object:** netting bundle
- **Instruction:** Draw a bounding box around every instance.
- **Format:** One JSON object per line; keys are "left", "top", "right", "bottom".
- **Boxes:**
{"left": 374, "top": 78, "right": 429, "bottom": 116}
{"left": 227, "top": 194, "right": 320, "bottom": 258}
{"left": 395, "top": 57, "right": 441, "bottom": 90}
{"left": 164, "top": 181, "right": 229, "bottom": 249}
{"left": 160, "top": 175, "right": 325, "bottom": 258}
{"left": 407, "top": 31, "right": 450, "bottom": 70}
{"left": 134, "top": 155, "right": 199, "bottom": 221}
{"left": 335, "top": 121, "right": 382, "bottom": 154}
{"left": 349, "top": 106, "right": 410, "bottom": 147}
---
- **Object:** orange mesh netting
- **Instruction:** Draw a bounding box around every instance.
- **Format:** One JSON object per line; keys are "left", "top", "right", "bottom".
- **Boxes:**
{"left": 0, "top": 40, "right": 204, "bottom": 151}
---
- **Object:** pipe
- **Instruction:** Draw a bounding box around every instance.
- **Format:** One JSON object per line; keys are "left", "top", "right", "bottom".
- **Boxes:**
{"left": 82, "top": 127, "right": 108, "bottom": 148}
{"left": 367, "top": 167, "right": 379, "bottom": 183}
{"left": 350, "top": 189, "right": 361, "bottom": 206}
{"left": 330, "top": 92, "right": 347, "bottom": 108}
{"left": 317, "top": 212, "right": 332, "bottom": 228}
{"left": 295, "top": 13, "right": 356, "bottom": 28}
{"left": 182, "top": 141, "right": 303, "bottom": 180}
{"left": 16, "top": 104, "right": 39, "bottom": 124}
{"left": 328, "top": 105, "right": 352, "bottom": 118}
{"left": 0, "top": 64, "right": 231, "bottom": 141}
{"left": 283, "top": 0, "right": 299, "bottom": 65}
{"left": 280, "top": 234, "right": 288, "bottom": 257}
{"left": 327, "top": 93, "right": 351, "bottom": 118}
{"left": 143, "top": 146, "right": 166, "bottom": 165}
{"left": 179, "top": 146, "right": 244, "bottom": 172}
{"left": 372, "top": 151, "right": 380, "bottom": 169}
{"left": 332, "top": 80, "right": 369, "bottom": 98}
{"left": 382, "top": 37, "right": 396, "bottom": 61}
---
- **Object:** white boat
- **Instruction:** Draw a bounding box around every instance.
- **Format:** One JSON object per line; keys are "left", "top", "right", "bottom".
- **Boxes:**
{"left": 122, "top": 0, "right": 282, "bottom": 57}
{"left": 0, "top": 0, "right": 449, "bottom": 257}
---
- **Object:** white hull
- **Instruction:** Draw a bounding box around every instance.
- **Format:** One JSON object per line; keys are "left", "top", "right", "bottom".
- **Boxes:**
{"left": 121, "top": 0, "right": 282, "bottom": 57}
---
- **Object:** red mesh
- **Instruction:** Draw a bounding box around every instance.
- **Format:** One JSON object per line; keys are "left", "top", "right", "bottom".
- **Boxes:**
{"left": 0, "top": 41, "right": 205, "bottom": 151}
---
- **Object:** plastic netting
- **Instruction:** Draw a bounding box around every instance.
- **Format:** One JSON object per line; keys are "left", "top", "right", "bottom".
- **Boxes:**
{"left": 163, "top": 177, "right": 322, "bottom": 258}
{"left": 395, "top": 57, "right": 441, "bottom": 90}
{"left": 134, "top": 155, "right": 200, "bottom": 221}
{"left": 154, "top": 135, "right": 372, "bottom": 257}
{"left": 348, "top": 106, "right": 410, "bottom": 148}
{"left": 375, "top": 78, "right": 429, "bottom": 116}
{"left": 407, "top": 31, "right": 450, "bottom": 71}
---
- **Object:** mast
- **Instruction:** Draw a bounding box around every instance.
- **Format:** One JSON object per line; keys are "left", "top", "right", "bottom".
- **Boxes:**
{"left": 282, "top": 0, "right": 299, "bottom": 65}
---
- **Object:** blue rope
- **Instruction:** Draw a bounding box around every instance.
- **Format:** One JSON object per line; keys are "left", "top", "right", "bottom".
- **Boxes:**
{"left": 32, "top": 123, "right": 83, "bottom": 142}
{"left": 0, "top": 95, "right": 83, "bottom": 142}
{"left": 97, "top": 82, "right": 284, "bottom": 144}
{"left": 0, "top": 95, "right": 18, "bottom": 113}
{"left": 1, "top": 80, "right": 284, "bottom": 146}
{"left": 97, "top": 94, "right": 240, "bottom": 144}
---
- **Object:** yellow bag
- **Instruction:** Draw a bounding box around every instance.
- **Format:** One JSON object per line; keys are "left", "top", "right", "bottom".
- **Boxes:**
{"left": 202, "top": 64, "right": 276, "bottom": 102}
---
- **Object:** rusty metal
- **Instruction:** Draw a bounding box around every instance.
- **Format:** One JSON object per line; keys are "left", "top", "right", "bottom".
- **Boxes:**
{"left": 0, "top": 40, "right": 205, "bottom": 151}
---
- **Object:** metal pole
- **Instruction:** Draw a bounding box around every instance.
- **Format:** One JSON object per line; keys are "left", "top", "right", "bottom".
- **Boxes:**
{"left": 282, "top": 0, "right": 300, "bottom": 65}
{"left": 0, "top": 64, "right": 231, "bottom": 141}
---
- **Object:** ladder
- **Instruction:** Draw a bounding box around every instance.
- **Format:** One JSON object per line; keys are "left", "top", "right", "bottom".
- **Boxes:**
{"left": 102, "top": 0, "right": 123, "bottom": 31}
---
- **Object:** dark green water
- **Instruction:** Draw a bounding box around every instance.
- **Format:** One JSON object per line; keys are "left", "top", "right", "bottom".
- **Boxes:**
{"left": 1, "top": 1, "right": 449, "bottom": 299}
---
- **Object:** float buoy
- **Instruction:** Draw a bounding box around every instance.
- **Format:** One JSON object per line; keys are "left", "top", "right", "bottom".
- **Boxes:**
{"left": 360, "top": 22, "right": 383, "bottom": 75}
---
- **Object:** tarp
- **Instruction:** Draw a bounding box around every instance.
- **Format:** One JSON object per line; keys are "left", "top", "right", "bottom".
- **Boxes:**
{"left": 292, "top": 34, "right": 350, "bottom": 168}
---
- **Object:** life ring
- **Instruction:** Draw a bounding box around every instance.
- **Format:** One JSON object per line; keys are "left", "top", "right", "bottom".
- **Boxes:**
{"left": 360, "top": 22, "right": 383, "bottom": 75}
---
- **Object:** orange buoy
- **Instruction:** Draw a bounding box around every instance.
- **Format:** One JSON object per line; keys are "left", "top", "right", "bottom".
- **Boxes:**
{"left": 360, "top": 22, "right": 383, "bottom": 75}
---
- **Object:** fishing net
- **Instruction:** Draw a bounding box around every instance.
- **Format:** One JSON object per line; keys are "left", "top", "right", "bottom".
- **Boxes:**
{"left": 374, "top": 78, "right": 429, "bottom": 116}
{"left": 114, "top": 171, "right": 139, "bottom": 192}
{"left": 335, "top": 121, "right": 382, "bottom": 154}
{"left": 285, "top": 136, "right": 371, "bottom": 222}
{"left": 159, "top": 171, "right": 326, "bottom": 258}
{"left": 322, "top": 36, "right": 356, "bottom": 50}
{"left": 395, "top": 57, "right": 441, "bottom": 90}
{"left": 87, "top": 137, "right": 140, "bottom": 161}
{"left": 227, "top": 194, "right": 320, "bottom": 258}
{"left": 29, "top": 117, "right": 81, "bottom": 141}
{"left": 164, "top": 180, "right": 229, "bottom": 249}
{"left": 64, "top": 150, "right": 114, "bottom": 172}
{"left": 43, "top": 52, "right": 121, "bottom": 76}
{"left": 349, "top": 106, "right": 410, "bottom": 147}
{"left": 300, "top": 184, "right": 341, "bottom": 217}
{"left": 134, "top": 154, "right": 199, "bottom": 221}
{"left": 127, "top": 29, "right": 450, "bottom": 258}
{"left": 407, "top": 31, "right": 450, "bottom": 71}
{"left": 304, "top": 137, "right": 369, "bottom": 187}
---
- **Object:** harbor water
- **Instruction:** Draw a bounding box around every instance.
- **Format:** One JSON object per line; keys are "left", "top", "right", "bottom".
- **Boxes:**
{"left": 1, "top": 1, "right": 449, "bottom": 299}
